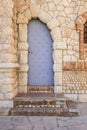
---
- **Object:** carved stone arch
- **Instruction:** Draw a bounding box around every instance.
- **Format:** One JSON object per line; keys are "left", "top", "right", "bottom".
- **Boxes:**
{"left": 17, "top": 4, "right": 65, "bottom": 94}
{"left": 76, "top": 12, "right": 87, "bottom": 60}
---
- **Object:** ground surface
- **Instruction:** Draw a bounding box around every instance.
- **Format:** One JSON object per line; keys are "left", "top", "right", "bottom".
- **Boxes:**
{"left": 0, "top": 103, "right": 87, "bottom": 130}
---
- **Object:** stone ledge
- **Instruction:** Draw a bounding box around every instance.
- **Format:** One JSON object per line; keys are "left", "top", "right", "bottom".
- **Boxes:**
{"left": 0, "top": 63, "right": 19, "bottom": 69}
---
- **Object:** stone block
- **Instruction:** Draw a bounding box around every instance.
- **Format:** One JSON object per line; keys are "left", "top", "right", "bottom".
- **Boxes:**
{"left": 73, "top": 46, "right": 79, "bottom": 52}
{"left": 65, "top": 94, "right": 78, "bottom": 101}
{"left": 19, "top": 85, "right": 27, "bottom": 93}
{"left": 13, "top": 87, "right": 18, "bottom": 97}
{"left": 0, "top": 100, "right": 13, "bottom": 108}
{"left": 54, "top": 72, "right": 62, "bottom": 86}
{"left": 71, "top": 30, "right": 79, "bottom": 40}
{"left": 67, "top": 50, "right": 75, "bottom": 55}
{"left": 62, "top": 27, "right": 72, "bottom": 38}
{"left": 54, "top": 86, "right": 62, "bottom": 93}
{"left": 4, "top": 7, "right": 13, "bottom": 17}
{"left": 0, "top": 7, "right": 4, "bottom": 16}
{"left": 0, "top": 93, "right": 4, "bottom": 100}
{"left": 0, "top": 63, "right": 19, "bottom": 69}
{"left": 57, "top": 6, "right": 64, "bottom": 11}
{"left": 78, "top": 94, "right": 87, "bottom": 102}
{"left": 23, "top": 9, "right": 31, "bottom": 20}
{"left": 1, "top": 0, "right": 14, "bottom": 8}
{"left": 53, "top": 50, "right": 62, "bottom": 64}
{"left": 18, "top": 42, "right": 29, "bottom": 51}
{"left": 2, "top": 26, "right": 13, "bottom": 35}
{"left": 17, "top": 14, "right": 28, "bottom": 24}
{"left": 53, "top": 42, "right": 67, "bottom": 50}
{"left": 0, "top": 108, "right": 11, "bottom": 116}
{"left": 19, "top": 64, "right": 29, "bottom": 72}
{"left": 41, "top": 3, "right": 49, "bottom": 12}
{"left": 5, "top": 92, "right": 14, "bottom": 99}
{"left": 0, "top": 78, "right": 15, "bottom": 85}
{"left": 53, "top": 64, "right": 62, "bottom": 72}
{"left": 47, "top": 18, "right": 59, "bottom": 29}
{"left": 16, "top": 0, "right": 26, "bottom": 8}
{"left": 10, "top": 55, "right": 17, "bottom": 63}
{"left": 53, "top": 0, "right": 60, "bottom": 5}
{"left": 51, "top": 27, "right": 62, "bottom": 42}
{"left": 19, "top": 73, "right": 28, "bottom": 86}
{"left": 71, "top": 56, "right": 77, "bottom": 62}
{"left": 0, "top": 85, "right": 14, "bottom": 94}
{"left": 30, "top": 3, "right": 40, "bottom": 18}
{"left": 0, "top": 44, "right": 9, "bottom": 51}
{"left": 38, "top": 10, "right": 52, "bottom": 24}
{"left": 19, "top": 51, "right": 28, "bottom": 64}
{"left": 18, "top": 5, "right": 28, "bottom": 13}
{"left": 64, "top": 7, "right": 73, "bottom": 14}
{"left": 62, "top": 0, "right": 70, "bottom": 6}
{"left": 48, "top": 2, "right": 56, "bottom": 11}
{"left": 19, "top": 24, "right": 27, "bottom": 42}
{"left": 63, "top": 55, "right": 71, "bottom": 62}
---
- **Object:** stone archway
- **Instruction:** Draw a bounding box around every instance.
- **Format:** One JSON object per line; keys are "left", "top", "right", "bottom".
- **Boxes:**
{"left": 17, "top": 1, "right": 66, "bottom": 93}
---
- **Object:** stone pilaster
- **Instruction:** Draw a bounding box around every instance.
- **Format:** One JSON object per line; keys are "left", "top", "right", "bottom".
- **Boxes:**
{"left": 53, "top": 42, "right": 67, "bottom": 93}
{"left": 18, "top": 24, "right": 29, "bottom": 93}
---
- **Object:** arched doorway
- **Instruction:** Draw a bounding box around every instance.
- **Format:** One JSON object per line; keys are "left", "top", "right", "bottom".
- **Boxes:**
{"left": 28, "top": 19, "right": 54, "bottom": 86}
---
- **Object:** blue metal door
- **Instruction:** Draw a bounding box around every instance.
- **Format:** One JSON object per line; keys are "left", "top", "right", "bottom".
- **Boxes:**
{"left": 28, "top": 20, "right": 54, "bottom": 86}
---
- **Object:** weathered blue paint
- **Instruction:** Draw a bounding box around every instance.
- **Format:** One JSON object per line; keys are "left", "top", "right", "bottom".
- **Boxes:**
{"left": 28, "top": 20, "right": 54, "bottom": 86}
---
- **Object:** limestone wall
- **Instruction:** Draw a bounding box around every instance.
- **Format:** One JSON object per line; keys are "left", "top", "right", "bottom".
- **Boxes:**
{"left": 0, "top": 69, "right": 18, "bottom": 100}
{"left": 15, "top": 0, "right": 87, "bottom": 96}
{"left": 0, "top": 0, "right": 87, "bottom": 104}
{"left": 0, "top": 0, "right": 18, "bottom": 103}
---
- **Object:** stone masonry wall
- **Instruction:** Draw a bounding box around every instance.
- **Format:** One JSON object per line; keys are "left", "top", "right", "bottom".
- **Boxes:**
{"left": 0, "top": 0, "right": 87, "bottom": 104}
{"left": 63, "top": 71, "right": 87, "bottom": 94}
{"left": 0, "top": 70, "right": 18, "bottom": 100}
{"left": 16, "top": 0, "right": 87, "bottom": 95}
{"left": 0, "top": 0, "right": 18, "bottom": 102}
{"left": 63, "top": 62, "right": 87, "bottom": 94}
{"left": 0, "top": 0, "right": 17, "bottom": 63}
{"left": 16, "top": 0, "right": 87, "bottom": 93}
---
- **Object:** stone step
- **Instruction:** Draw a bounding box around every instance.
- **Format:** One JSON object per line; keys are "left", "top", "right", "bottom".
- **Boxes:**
{"left": 66, "top": 100, "right": 79, "bottom": 116}
{"left": 13, "top": 93, "right": 66, "bottom": 108}
{"left": 10, "top": 107, "right": 69, "bottom": 116}
{"left": 10, "top": 93, "right": 78, "bottom": 116}
{"left": 28, "top": 86, "right": 53, "bottom": 93}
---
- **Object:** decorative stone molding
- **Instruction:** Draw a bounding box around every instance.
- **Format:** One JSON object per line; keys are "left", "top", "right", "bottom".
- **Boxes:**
{"left": 76, "top": 12, "right": 87, "bottom": 60}
{"left": 0, "top": 63, "right": 19, "bottom": 69}
{"left": 0, "top": 63, "right": 19, "bottom": 72}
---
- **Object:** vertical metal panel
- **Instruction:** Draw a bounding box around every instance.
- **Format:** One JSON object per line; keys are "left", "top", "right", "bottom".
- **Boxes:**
{"left": 28, "top": 20, "right": 54, "bottom": 86}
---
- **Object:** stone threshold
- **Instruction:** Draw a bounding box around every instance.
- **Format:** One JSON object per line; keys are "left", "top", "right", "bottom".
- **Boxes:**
{"left": 27, "top": 86, "right": 54, "bottom": 93}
